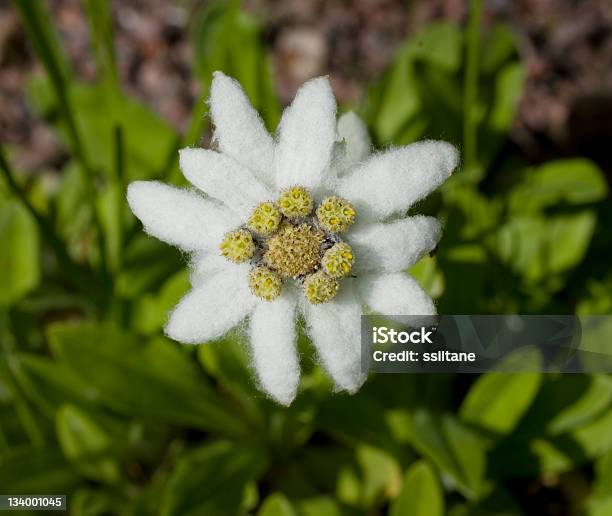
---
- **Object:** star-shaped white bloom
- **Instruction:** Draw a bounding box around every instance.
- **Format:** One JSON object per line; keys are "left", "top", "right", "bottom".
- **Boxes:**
{"left": 127, "top": 72, "right": 458, "bottom": 405}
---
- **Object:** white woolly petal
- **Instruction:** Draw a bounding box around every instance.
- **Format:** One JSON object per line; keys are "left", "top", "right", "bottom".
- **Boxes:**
{"left": 250, "top": 289, "right": 300, "bottom": 406}
{"left": 336, "top": 111, "right": 371, "bottom": 175}
{"left": 303, "top": 281, "right": 366, "bottom": 393}
{"left": 127, "top": 181, "right": 237, "bottom": 253}
{"left": 210, "top": 71, "right": 276, "bottom": 185}
{"left": 165, "top": 264, "right": 255, "bottom": 344}
{"left": 179, "top": 148, "right": 273, "bottom": 218}
{"left": 348, "top": 216, "right": 441, "bottom": 272}
{"left": 190, "top": 253, "right": 231, "bottom": 287}
{"left": 338, "top": 141, "right": 459, "bottom": 221}
{"left": 358, "top": 272, "right": 436, "bottom": 316}
{"left": 275, "top": 76, "right": 337, "bottom": 192}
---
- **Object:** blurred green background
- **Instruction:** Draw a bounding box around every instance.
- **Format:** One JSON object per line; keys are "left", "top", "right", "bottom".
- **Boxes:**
{"left": 1, "top": 0, "right": 612, "bottom": 514}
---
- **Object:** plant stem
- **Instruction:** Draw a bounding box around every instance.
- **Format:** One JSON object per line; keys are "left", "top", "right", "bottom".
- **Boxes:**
{"left": 113, "top": 125, "right": 125, "bottom": 269}
{"left": 0, "top": 311, "right": 45, "bottom": 449}
{"left": 13, "top": 0, "right": 109, "bottom": 278}
{"left": 84, "top": 0, "right": 120, "bottom": 96}
{"left": 463, "top": 0, "right": 483, "bottom": 172}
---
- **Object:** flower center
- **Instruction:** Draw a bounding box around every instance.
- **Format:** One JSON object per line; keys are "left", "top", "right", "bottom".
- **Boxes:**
{"left": 264, "top": 223, "right": 324, "bottom": 278}
{"left": 218, "top": 187, "right": 357, "bottom": 303}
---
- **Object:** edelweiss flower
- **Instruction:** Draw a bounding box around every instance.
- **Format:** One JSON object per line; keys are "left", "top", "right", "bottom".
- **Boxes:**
{"left": 127, "top": 72, "right": 458, "bottom": 405}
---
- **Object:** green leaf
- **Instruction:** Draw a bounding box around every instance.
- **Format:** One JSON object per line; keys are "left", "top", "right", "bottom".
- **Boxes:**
{"left": 359, "top": 445, "right": 402, "bottom": 509}
{"left": 0, "top": 447, "right": 79, "bottom": 493}
{"left": 70, "top": 488, "right": 117, "bottom": 516}
{"left": 190, "top": 2, "right": 280, "bottom": 131}
{"left": 487, "top": 63, "right": 524, "bottom": 133}
{"left": 486, "top": 375, "right": 612, "bottom": 479}
{"left": 411, "top": 22, "right": 463, "bottom": 71}
{"left": 316, "top": 395, "right": 400, "bottom": 455}
{"left": 160, "top": 441, "right": 266, "bottom": 516}
{"left": 56, "top": 404, "right": 121, "bottom": 484}
{"left": 54, "top": 162, "right": 91, "bottom": 247}
{"left": 495, "top": 212, "right": 596, "bottom": 282}
{"left": 10, "top": 353, "right": 99, "bottom": 418}
{"left": 97, "top": 182, "right": 124, "bottom": 273}
{"left": 572, "top": 407, "right": 612, "bottom": 460}
{"left": 133, "top": 270, "right": 190, "bottom": 334}
{"left": 538, "top": 375, "right": 612, "bottom": 435}
{"left": 460, "top": 350, "right": 541, "bottom": 435}
{"left": 197, "top": 333, "right": 265, "bottom": 430}
{"left": 27, "top": 79, "right": 177, "bottom": 180}
{"left": 409, "top": 256, "right": 445, "bottom": 299}
{"left": 0, "top": 199, "right": 40, "bottom": 305}
{"left": 509, "top": 159, "right": 608, "bottom": 212}
{"left": 594, "top": 449, "right": 612, "bottom": 497}
{"left": 340, "top": 445, "right": 402, "bottom": 510}
{"left": 367, "top": 44, "right": 421, "bottom": 144}
{"left": 48, "top": 322, "right": 248, "bottom": 436}
{"left": 258, "top": 494, "right": 299, "bottom": 516}
{"left": 480, "top": 24, "right": 518, "bottom": 75}
{"left": 587, "top": 496, "right": 612, "bottom": 516}
{"left": 294, "top": 496, "right": 351, "bottom": 516}
{"left": 479, "top": 62, "right": 525, "bottom": 163}
{"left": 411, "top": 410, "right": 488, "bottom": 498}
{"left": 390, "top": 461, "right": 444, "bottom": 516}
{"left": 116, "top": 235, "right": 183, "bottom": 298}
{"left": 490, "top": 408, "right": 612, "bottom": 478}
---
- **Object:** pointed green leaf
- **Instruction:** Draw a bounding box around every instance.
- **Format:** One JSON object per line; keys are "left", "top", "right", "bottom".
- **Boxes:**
{"left": 411, "top": 411, "right": 488, "bottom": 498}
{"left": 161, "top": 442, "right": 266, "bottom": 516}
{"left": 460, "top": 351, "right": 541, "bottom": 435}
{"left": 56, "top": 404, "right": 120, "bottom": 484}
{"left": 258, "top": 494, "right": 298, "bottom": 516}
{"left": 0, "top": 200, "right": 40, "bottom": 305}
{"left": 48, "top": 322, "right": 248, "bottom": 436}
{"left": 390, "top": 461, "right": 444, "bottom": 516}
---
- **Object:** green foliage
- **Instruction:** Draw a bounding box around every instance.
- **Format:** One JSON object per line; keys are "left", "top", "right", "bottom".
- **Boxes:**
{"left": 27, "top": 79, "right": 177, "bottom": 181}
{"left": 460, "top": 350, "right": 541, "bottom": 435}
{"left": 0, "top": 200, "right": 40, "bottom": 305}
{"left": 258, "top": 494, "right": 299, "bottom": 516}
{"left": 190, "top": 1, "right": 280, "bottom": 131}
{"left": 56, "top": 404, "right": 121, "bottom": 484}
{"left": 160, "top": 442, "right": 266, "bottom": 516}
{"left": 1, "top": 0, "right": 611, "bottom": 514}
{"left": 390, "top": 461, "right": 444, "bottom": 516}
{"left": 411, "top": 410, "right": 488, "bottom": 498}
{"left": 48, "top": 323, "right": 249, "bottom": 436}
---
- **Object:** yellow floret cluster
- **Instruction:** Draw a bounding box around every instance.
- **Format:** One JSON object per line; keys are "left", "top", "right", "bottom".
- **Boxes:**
{"left": 316, "top": 196, "right": 356, "bottom": 233}
{"left": 219, "top": 186, "right": 356, "bottom": 303}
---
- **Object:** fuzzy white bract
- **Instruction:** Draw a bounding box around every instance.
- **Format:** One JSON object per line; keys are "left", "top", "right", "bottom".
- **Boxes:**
{"left": 127, "top": 72, "right": 458, "bottom": 406}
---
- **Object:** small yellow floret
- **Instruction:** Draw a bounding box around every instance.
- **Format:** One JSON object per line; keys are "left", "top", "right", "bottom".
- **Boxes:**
{"left": 304, "top": 271, "right": 339, "bottom": 304}
{"left": 249, "top": 266, "right": 282, "bottom": 301}
{"left": 322, "top": 243, "right": 354, "bottom": 278}
{"left": 248, "top": 202, "right": 281, "bottom": 235}
{"left": 316, "top": 196, "right": 356, "bottom": 233}
{"left": 219, "top": 229, "right": 255, "bottom": 263}
{"left": 278, "top": 186, "right": 313, "bottom": 219}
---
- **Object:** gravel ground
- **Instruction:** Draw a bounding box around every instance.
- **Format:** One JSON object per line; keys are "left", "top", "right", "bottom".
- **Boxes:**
{"left": 1, "top": 0, "right": 611, "bottom": 173}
